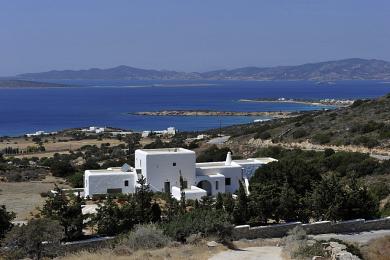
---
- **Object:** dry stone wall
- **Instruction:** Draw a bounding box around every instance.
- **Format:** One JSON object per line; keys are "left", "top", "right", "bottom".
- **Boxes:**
{"left": 233, "top": 217, "right": 390, "bottom": 239}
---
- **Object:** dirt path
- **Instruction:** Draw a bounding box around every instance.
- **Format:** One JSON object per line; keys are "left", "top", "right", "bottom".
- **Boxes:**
{"left": 209, "top": 246, "right": 282, "bottom": 260}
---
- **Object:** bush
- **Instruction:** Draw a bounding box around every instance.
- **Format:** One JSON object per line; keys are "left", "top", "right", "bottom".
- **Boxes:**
{"left": 196, "top": 146, "right": 231, "bottom": 163}
{"left": 292, "top": 129, "right": 308, "bottom": 139}
{"left": 67, "top": 172, "right": 84, "bottom": 188}
{"left": 119, "top": 224, "right": 171, "bottom": 251}
{"left": 0, "top": 205, "right": 15, "bottom": 238}
{"left": 255, "top": 131, "right": 272, "bottom": 140}
{"left": 2, "top": 218, "right": 64, "bottom": 259}
{"left": 312, "top": 133, "right": 331, "bottom": 144}
{"left": 162, "top": 209, "right": 233, "bottom": 242}
{"left": 282, "top": 226, "right": 326, "bottom": 259}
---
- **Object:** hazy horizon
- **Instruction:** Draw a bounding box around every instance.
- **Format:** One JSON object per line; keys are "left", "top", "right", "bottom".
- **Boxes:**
{"left": 1, "top": 0, "right": 389, "bottom": 76}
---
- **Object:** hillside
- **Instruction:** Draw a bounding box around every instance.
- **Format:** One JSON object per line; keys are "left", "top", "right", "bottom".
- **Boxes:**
{"left": 15, "top": 58, "right": 390, "bottom": 81}
{"left": 208, "top": 93, "right": 390, "bottom": 153}
{"left": 202, "top": 58, "right": 390, "bottom": 80}
{"left": 17, "top": 65, "right": 200, "bottom": 80}
{"left": 0, "top": 79, "right": 67, "bottom": 88}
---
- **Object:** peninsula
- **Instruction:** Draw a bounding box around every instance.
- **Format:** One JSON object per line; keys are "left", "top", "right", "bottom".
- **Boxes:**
{"left": 132, "top": 110, "right": 295, "bottom": 118}
{"left": 239, "top": 98, "right": 354, "bottom": 107}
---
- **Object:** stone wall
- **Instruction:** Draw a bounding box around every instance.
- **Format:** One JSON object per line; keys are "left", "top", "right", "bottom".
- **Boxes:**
{"left": 233, "top": 216, "right": 390, "bottom": 240}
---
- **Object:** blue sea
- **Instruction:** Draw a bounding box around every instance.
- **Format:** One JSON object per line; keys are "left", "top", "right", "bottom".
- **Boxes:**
{"left": 0, "top": 80, "right": 389, "bottom": 137}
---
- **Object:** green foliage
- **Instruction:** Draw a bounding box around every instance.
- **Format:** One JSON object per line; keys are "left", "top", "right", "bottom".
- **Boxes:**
{"left": 233, "top": 181, "right": 248, "bottom": 224}
{"left": 2, "top": 218, "right": 64, "bottom": 260}
{"left": 67, "top": 171, "right": 84, "bottom": 188}
{"left": 0, "top": 205, "right": 15, "bottom": 238}
{"left": 41, "top": 186, "right": 85, "bottom": 241}
{"left": 292, "top": 129, "right": 308, "bottom": 139}
{"left": 312, "top": 132, "right": 331, "bottom": 144}
{"left": 215, "top": 193, "right": 224, "bottom": 210}
{"left": 254, "top": 131, "right": 272, "bottom": 140}
{"left": 369, "top": 182, "right": 390, "bottom": 201}
{"left": 162, "top": 209, "right": 232, "bottom": 242}
{"left": 93, "top": 177, "right": 156, "bottom": 236}
{"left": 93, "top": 196, "right": 123, "bottom": 236}
{"left": 311, "top": 174, "right": 379, "bottom": 221}
{"left": 249, "top": 147, "right": 381, "bottom": 223}
{"left": 196, "top": 145, "right": 231, "bottom": 163}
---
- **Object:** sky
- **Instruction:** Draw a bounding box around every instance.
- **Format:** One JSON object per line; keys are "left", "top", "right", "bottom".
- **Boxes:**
{"left": 0, "top": 0, "right": 389, "bottom": 76}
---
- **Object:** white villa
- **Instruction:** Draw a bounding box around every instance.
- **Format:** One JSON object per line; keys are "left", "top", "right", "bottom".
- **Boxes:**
{"left": 84, "top": 148, "right": 276, "bottom": 200}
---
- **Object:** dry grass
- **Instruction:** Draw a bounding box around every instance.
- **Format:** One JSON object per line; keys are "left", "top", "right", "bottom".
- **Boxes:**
{"left": 361, "top": 235, "right": 390, "bottom": 260}
{"left": 61, "top": 241, "right": 227, "bottom": 260}
{"left": 0, "top": 176, "right": 68, "bottom": 220}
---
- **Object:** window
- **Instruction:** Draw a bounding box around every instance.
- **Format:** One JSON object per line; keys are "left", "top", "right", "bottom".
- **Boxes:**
{"left": 173, "top": 162, "right": 176, "bottom": 166}
{"left": 124, "top": 180, "right": 129, "bottom": 187}
{"left": 216, "top": 181, "right": 219, "bottom": 190}
{"left": 183, "top": 181, "right": 188, "bottom": 189}
{"left": 225, "top": 178, "right": 231, "bottom": 186}
{"left": 107, "top": 188, "right": 122, "bottom": 194}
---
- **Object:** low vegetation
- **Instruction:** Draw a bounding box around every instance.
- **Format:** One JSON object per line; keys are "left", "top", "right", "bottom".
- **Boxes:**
{"left": 211, "top": 93, "right": 390, "bottom": 150}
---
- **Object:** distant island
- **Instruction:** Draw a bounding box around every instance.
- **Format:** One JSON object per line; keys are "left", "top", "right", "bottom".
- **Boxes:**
{"left": 0, "top": 79, "right": 68, "bottom": 88}
{"left": 13, "top": 58, "right": 390, "bottom": 81}
{"left": 132, "top": 110, "right": 295, "bottom": 118}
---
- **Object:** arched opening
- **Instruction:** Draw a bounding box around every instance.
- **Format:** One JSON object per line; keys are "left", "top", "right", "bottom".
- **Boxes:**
{"left": 197, "top": 180, "right": 212, "bottom": 196}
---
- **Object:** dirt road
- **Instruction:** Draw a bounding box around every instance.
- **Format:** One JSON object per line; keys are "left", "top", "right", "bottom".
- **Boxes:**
{"left": 209, "top": 246, "right": 282, "bottom": 260}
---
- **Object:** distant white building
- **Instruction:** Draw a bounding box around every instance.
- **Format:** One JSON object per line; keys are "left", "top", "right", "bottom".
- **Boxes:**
{"left": 84, "top": 148, "right": 276, "bottom": 200}
{"left": 26, "top": 130, "right": 57, "bottom": 137}
{"left": 141, "top": 127, "right": 176, "bottom": 138}
{"left": 81, "top": 126, "right": 106, "bottom": 134}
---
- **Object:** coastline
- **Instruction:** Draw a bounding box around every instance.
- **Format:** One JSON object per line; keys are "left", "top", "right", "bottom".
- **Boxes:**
{"left": 132, "top": 110, "right": 295, "bottom": 118}
{"left": 238, "top": 98, "right": 353, "bottom": 107}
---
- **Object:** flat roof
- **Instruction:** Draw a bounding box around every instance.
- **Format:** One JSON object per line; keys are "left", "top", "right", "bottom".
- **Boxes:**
{"left": 137, "top": 148, "right": 195, "bottom": 154}
{"left": 196, "top": 157, "right": 277, "bottom": 168}
{"left": 196, "top": 162, "right": 241, "bottom": 168}
{"left": 85, "top": 170, "right": 136, "bottom": 176}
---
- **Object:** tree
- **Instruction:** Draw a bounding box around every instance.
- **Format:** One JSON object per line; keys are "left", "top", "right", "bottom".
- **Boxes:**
{"left": 277, "top": 183, "right": 299, "bottom": 222}
{"left": 233, "top": 181, "right": 248, "bottom": 224}
{"left": 93, "top": 196, "right": 121, "bottom": 235}
{"left": 41, "top": 186, "right": 84, "bottom": 240}
{"left": 339, "top": 177, "right": 379, "bottom": 220}
{"left": 134, "top": 176, "right": 153, "bottom": 223}
{"left": 165, "top": 193, "right": 180, "bottom": 222}
{"left": 196, "top": 145, "right": 232, "bottom": 163}
{"left": 223, "top": 193, "right": 235, "bottom": 215}
{"left": 151, "top": 201, "right": 162, "bottom": 222}
{"left": 311, "top": 173, "right": 345, "bottom": 221}
{"left": 2, "top": 218, "right": 63, "bottom": 260}
{"left": 215, "top": 193, "right": 224, "bottom": 210}
{"left": 248, "top": 183, "right": 280, "bottom": 225}
{"left": 179, "top": 174, "right": 186, "bottom": 212}
{"left": 0, "top": 205, "right": 15, "bottom": 238}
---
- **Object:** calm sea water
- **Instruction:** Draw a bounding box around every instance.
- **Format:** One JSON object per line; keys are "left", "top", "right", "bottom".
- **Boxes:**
{"left": 0, "top": 80, "right": 389, "bottom": 136}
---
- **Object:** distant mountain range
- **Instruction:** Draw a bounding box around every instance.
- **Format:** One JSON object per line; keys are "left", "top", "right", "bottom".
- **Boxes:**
{"left": 14, "top": 58, "right": 390, "bottom": 81}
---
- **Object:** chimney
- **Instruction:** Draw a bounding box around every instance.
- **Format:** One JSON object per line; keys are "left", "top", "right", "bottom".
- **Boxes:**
{"left": 225, "top": 151, "right": 232, "bottom": 166}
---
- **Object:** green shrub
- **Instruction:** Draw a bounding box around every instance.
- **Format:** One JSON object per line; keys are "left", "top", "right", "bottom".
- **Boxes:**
{"left": 313, "top": 133, "right": 331, "bottom": 144}
{"left": 292, "top": 129, "right": 308, "bottom": 139}
{"left": 162, "top": 209, "right": 232, "bottom": 242}
{"left": 255, "top": 131, "right": 272, "bottom": 140}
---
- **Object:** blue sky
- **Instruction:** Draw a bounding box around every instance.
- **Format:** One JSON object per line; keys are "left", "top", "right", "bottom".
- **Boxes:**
{"left": 0, "top": 0, "right": 389, "bottom": 76}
